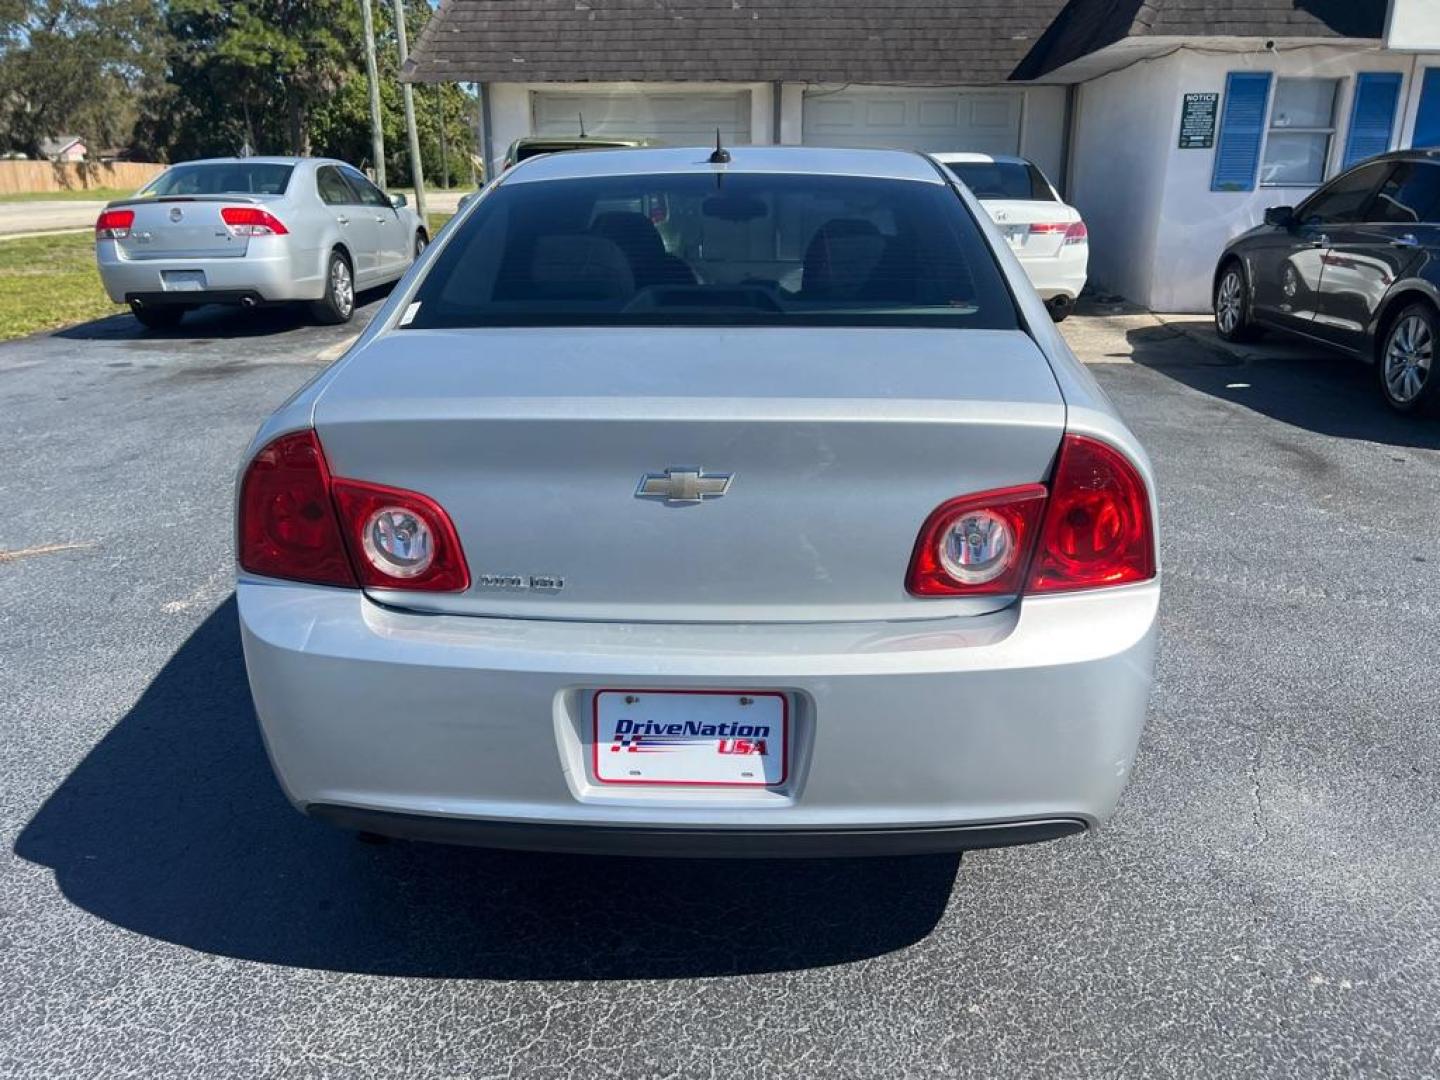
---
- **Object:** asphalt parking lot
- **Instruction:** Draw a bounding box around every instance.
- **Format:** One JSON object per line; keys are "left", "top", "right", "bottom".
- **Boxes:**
{"left": 2, "top": 298, "right": 1438, "bottom": 1078}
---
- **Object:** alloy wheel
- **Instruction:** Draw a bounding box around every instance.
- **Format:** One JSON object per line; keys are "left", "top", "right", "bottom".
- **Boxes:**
{"left": 1216, "top": 270, "right": 1242, "bottom": 336}
{"left": 331, "top": 258, "right": 354, "bottom": 318}
{"left": 1384, "top": 314, "right": 1433, "bottom": 404}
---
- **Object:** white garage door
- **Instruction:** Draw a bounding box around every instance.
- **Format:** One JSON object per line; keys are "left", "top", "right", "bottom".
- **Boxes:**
{"left": 532, "top": 91, "right": 751, "bottom": 147}
{"left": 802, "top": 89, "right": 1022, "bottom": 155}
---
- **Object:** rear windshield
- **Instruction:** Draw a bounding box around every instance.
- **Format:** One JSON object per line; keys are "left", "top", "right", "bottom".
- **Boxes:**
{"left": 514, "top": 145, "right": 568, "bottom": 163}
{"left": 513, "top": 142, "right": 631, "bottom": 163}
{"left": 404, "top": 172, "right": 1017, "bottom": 329}
{"left": 143, "top": 162, "right": 294, "bottom": 197}
{"left": 943, "top": 161, "right": 1054, "bottom": 201}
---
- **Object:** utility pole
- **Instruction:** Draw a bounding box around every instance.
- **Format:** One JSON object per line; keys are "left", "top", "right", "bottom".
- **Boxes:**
{"left": 436, "top": 88, "right": 449, "bottom": 189}
{"left": 391, "top": 0, "right": 427, "bottom": 221}
{"left": 472, "top": 83, "right": 481, "bottom": 186}
{"left": 359, "top": 0, "right": 386, "bottom": 188}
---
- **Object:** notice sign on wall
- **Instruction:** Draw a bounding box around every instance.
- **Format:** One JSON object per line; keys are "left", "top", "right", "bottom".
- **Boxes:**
{"left": 1179, "top": 93, "right": 1218, "bottom": 149}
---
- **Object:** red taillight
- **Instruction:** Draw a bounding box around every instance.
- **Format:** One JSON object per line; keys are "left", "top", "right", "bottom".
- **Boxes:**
{"left": 331, "top": 478, "right": 470, "bottom": 592}
{"left": 906, "top": 485, "right": 1048, "bottom": 596}
{"left": 1026, "top": 434, "right": 1154, "bottom": 593}
{"left": 1063, "top": 220, "right": 1088, "bottom": 245}
{"left": 220, "top": 206, "right": 289, "bottom": 236}
{"left": 238, "top": 431, "right": 469, "bottom": 592}
{"left": 238, "top": 431, "right": 355, "bottom": 587}
{"left": 1027, "top": 222, "right": 1069, "bottom": 235}
{"left": 907, "top": 435, "right": 1154, "bottom": 598}
{"left": 95, "top": 209, "right": 134, "bottom": 239}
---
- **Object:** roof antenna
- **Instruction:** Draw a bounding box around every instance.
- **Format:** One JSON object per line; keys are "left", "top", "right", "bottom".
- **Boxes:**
{"left": 578, "top": 112, "right": 587, "bottom": 138}
{"left": 708, "top": 128, "right": 731, "bottom": 165}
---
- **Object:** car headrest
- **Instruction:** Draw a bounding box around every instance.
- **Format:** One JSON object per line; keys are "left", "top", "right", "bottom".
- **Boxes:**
{"left": 590, "top": 211, "right": 668, "bottom": 263}
{"left": 528, "top": 235, "right": 635, "bottom": 300}
{"left": 802, "top": 218, "right": 888, "bottom": 299}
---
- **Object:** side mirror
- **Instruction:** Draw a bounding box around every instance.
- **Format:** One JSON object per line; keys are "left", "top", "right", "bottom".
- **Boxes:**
{"left": 1263, "top": 205, "right": 1296, "bottom": 228}
{"left": 389, "top": 192, "right": 407, "bottom": 209}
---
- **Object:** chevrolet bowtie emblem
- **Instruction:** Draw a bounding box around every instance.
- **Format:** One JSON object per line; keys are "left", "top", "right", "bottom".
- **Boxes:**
{"left": 636, "top": 467, "right": 733, "bottom": 504}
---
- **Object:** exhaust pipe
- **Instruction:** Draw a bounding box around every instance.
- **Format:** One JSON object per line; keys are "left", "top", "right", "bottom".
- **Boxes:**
{"left": 240, "top": 296, "right": 257, "bottom": 308}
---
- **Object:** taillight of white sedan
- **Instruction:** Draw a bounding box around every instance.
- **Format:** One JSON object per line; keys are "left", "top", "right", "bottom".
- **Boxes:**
{"left": 236, "top": 146, "right": 1158, "bottom": 858}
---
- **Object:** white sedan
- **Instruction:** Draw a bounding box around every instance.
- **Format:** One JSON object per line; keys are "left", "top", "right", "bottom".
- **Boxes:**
{"left": 932, "top": 153, "right": 1088, "bottom": 321}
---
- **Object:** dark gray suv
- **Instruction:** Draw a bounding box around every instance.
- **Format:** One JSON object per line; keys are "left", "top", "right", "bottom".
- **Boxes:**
{"left": 1212, "top": 149, "right": 1440, "bottom": 415}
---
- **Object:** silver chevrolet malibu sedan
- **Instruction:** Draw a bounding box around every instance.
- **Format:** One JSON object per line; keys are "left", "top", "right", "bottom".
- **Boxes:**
{"left": 96, "top": 157, "right": 427, "bottom": 329}
{"left": 237, "top": 146, "right": 1159, "bottom": 857}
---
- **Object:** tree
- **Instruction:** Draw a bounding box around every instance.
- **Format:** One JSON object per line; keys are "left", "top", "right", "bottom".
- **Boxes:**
{"left": 161, "top": 0, "right": 357, "bottom": 157}
{"left": 138, "top": 0, "right": 474, "bottom": 185}
{"left": 0, "top": 0, "right": 168, "bottom": 160}
{"left": 310, "top": 0, "right": 473, "bottom": 186}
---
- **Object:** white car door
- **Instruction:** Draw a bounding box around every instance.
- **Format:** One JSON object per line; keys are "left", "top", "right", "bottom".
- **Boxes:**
{"left": 342, "top": 166, "right": 407, "bottom": 278}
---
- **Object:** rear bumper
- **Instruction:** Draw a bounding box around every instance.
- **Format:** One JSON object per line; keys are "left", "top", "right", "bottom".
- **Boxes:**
{"left": 1019, "top": 243, "right": 1089, "bottom": 301}
{"left": 308, "top": 805, "right": 1087, "bottom": 856}
{"left": 96, "top": 239, "right": 322, "bottom": 304}
{"left": 239, "top": 578, "right": 1158, "bottom": 856}
{"left": 125, "top": 289, "right": 270, "bottom": 308}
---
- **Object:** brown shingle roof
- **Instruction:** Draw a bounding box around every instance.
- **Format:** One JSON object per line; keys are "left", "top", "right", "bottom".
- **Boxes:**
{"left": 405, "top": 0, "right": 1072, "bottom": 84}
{"left": 406, "top": 0, "right": 1389, "bottom": 85}
{"left": 1013, "top": 0, "right": 1386, "bottom": 79}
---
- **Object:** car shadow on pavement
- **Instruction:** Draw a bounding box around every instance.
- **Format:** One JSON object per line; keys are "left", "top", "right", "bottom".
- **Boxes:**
{"left": 53, "top": 290, "right": 391, "bottom": 343}
{"left": 15, "top": 598, "right": 959, "bottom": 980}
{"left": 1124, "top": 324, "right": 1440, "bottom": 451}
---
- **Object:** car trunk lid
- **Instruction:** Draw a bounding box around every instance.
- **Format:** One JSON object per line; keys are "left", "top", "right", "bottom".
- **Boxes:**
{"left": 109, "top": 196, "right": 277, "bottom": 259}
{"left": 313, "top": 327, "right": 1065, "bottom": 623}
{"left": 980, "top": 199, "right": 1077, "bottom": 259}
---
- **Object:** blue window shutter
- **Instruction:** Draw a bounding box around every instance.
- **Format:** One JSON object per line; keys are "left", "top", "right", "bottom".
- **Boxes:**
{"left": 1212, "top": 72, "right": 1273, "bottom": 192}
{"left": 1343, "top": 73, "right": 1401, "bottom": 168}
{"left": 1415, "top": 68, "right": 1440, "bottom": 147}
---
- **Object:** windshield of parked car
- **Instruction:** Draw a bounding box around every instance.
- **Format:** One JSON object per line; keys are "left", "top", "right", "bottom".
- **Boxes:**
{"left": 513, "top": 142, "right": 634, "bottom": 163}
{"left": 404, "top": 172, "right": 1018, "bottom": 329}
{"left": 143, "top": 162, "right": 294, "bottom": 197}
{"left": 942, "top": 161, "right": 1053, "bottom": 201}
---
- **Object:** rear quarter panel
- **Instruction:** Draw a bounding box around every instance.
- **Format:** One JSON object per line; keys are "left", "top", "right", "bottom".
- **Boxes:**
{"left": 953, "top": 173, "right": 1160, "bottom": 570}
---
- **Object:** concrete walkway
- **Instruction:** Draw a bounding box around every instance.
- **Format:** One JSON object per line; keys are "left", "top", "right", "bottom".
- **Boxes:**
{"left": 1060, "top": 297, "right": 1325, "bottom": 366}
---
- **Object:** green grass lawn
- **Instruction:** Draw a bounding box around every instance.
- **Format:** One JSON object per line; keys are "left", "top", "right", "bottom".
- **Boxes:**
{"left": 0, "top": 233, "right": 122, "bottom": 341}
{"left": 0, "top": 187, "right": 138, "bottom": 203}
{"left": 0, "top": 213, "right": 457, "bottom": 342}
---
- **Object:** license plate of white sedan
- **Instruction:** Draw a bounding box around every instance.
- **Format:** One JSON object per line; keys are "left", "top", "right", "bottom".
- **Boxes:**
{"left": 161, "top": 269, "right": 206, "bottom": 291}
{"left": 592, "top": 690, "right": 788, "bottom": 787}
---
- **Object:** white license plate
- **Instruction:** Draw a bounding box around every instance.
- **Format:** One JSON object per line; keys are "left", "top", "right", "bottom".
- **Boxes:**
{"left": 161, "top": 270, "right": 206, "bottom": 292}
{"left": 592, "top": 689, "right": 788, "bottom": 787}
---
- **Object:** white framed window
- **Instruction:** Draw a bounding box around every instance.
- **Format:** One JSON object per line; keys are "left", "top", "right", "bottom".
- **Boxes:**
{"left": 1260, "top": 77, "right": 1340, "bottom": 187}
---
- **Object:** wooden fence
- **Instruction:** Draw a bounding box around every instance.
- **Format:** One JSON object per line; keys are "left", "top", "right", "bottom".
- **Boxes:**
{"left": 0, "top": 160, "right": 165, "bottom": 195}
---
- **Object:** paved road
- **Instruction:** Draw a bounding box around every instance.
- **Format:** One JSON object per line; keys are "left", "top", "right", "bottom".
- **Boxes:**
{"left": 0, "top": 189, "right": 470, "bottom": 238}
{"left": 0, "top": 200, "right": 107, "bottom": 237}
{"left": 2, "top": 304, "right": 1438, "bottom": 1078}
